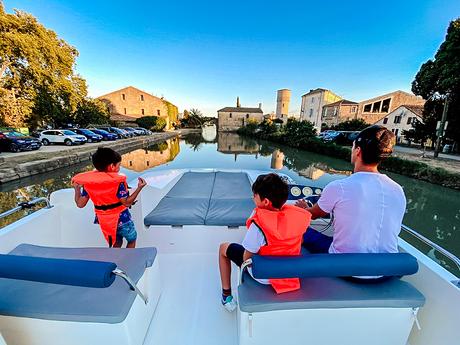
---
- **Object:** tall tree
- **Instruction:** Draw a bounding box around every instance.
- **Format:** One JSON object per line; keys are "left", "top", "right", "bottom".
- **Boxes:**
{"left": 0, "top": 3, "right": 87, "bottom": 128}
{"left": 412, "top": 18, "right": 460, "bottom": 146}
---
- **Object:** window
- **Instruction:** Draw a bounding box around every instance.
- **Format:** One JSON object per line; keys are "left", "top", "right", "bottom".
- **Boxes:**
{"left": 394, "top": 129, "right": 399, "bottom": 136}
{"left": 372, "top": 101, "right": 381, "bottom": 113}
{"left": 351, "top": 106, "right": 357, "bottom": 113}
{"left": 141, "top": 109, "right": 145, "bottom": 115}
{"left": 363, "top": 104, "right": 372, "bottom": 112}
{"left": 129, "top": 161, "right": 133, "bottom": 167}
{"left": 147, "top": 161, "right": 150, "bottom": 166}
{"left": 229, "top": 113, "right": 232, "bottom": 118}
{"left": 246, "top": 114, "right": 249, "bottom": 119}
{"left": 157, "top": 110, "right": 161, "bottom": 116}
{"left": 311, "top": 98, "right": 314, "bottom": 104}
{"left": 407, "top": 117, "right": 412, "bottom": 125}
{"left": 107, "top": 106, "right": 110, "bottom": 113}
{"left": 309, "top": 109, "right": 313, "bottom": 117}
{"left": 124, "top": 108, "right": 127, "bottom": 114}
{"left": 394, "top": 116, "right": 401, "bottom": 124}
{"left": 122, "top": 94, "right": 125, "bottom": 101}
{"left": 383, "top": 118, "right": 388, "bottom": 124}
{"left": 381, "top": 98, "right": 391, "bottom": 112}
{"left": 140, "top": 95, "right": 144, "bottom": 101}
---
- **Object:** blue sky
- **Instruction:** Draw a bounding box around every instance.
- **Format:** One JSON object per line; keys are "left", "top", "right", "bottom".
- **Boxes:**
{"left": 4, "top": 0, "right": 460, "bottom": 116}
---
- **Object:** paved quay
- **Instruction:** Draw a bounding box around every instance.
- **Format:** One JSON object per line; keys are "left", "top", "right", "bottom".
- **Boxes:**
{"left": 0, "top": 131, "right": 181, "bottom": 184}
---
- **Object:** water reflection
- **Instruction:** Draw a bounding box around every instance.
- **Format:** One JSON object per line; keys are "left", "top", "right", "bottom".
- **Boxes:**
{"left": 121, "top": 138, "right": 180, "bottom": 172}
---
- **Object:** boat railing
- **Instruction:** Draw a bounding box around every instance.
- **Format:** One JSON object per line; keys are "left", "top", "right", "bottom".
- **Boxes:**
{"left": 0, "top": 197, "right": 53, "bottom": 220}
{"left": 401, "top": 224, "right": 460, "bottom": 287}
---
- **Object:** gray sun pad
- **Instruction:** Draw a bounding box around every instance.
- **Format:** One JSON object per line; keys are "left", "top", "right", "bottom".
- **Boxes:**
{"left": 144, "top": 172, "right": 255, "bottom": 226}
{"left": 238, "top": 271, "right": 425, "bottom": 313}
{"left": 0, "top": 244, "right": 156, "bottom": 323}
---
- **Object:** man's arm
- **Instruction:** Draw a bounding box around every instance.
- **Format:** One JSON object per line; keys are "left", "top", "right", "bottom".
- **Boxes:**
{"left": 295, "top": 199, "right": 329, "bottom": 219}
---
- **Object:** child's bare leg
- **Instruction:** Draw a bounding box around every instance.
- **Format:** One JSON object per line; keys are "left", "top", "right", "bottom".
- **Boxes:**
{"left": 219, "top": 242, "right": 231, "bottom": 290}
{"left": 127, "top": 240, "right": 136, "bottom": 248}
{"left": 113, "top": 239, "right": 123, "bottom": 248}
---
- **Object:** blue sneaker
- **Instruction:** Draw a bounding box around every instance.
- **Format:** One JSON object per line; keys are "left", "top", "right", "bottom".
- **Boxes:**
{"left": 221, "top": 295, "right": 237, "bottom": 312}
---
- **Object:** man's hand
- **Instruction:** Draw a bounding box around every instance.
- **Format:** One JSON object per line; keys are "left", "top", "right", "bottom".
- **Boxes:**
{"left": 137, "top": 177, "right": 147, "bottom": 189}
{"left": 295, "top": 199, "right": 309, "bottom": 209}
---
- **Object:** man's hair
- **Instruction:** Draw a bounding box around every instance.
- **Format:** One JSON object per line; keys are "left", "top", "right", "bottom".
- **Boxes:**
{"left": 252, "top": 173, "right": 288, "bottom": 209}
{"left": 354, "top": 125, "right": 395, "bottom": 165}
{"left": 92, "top": 147, "right": 122, "bottom": 171}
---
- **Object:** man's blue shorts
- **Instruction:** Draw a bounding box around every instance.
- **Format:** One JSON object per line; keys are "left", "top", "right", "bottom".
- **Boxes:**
{"left": 116, "top": 220, "right": 137, "bottom": 243}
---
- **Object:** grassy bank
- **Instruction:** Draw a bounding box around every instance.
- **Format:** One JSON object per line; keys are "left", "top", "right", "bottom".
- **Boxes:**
{"left": 238, "top": 120, "right": 460, "bottom": 190}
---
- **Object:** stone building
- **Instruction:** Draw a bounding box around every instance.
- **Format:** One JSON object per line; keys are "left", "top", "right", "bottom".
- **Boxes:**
{"left": 357, "top": 90, "right": 424, "bottom": 124}
{"left": 300, "top": 88, "right": 342, "bottom": 131}
{"left": 374, "top": 105, "right": 424, "bottom": 144}
{"left": 276, "top": 89, "right": 291, "bottom": 122}
{"left": 322, "top": 99, "right": 359, "bottom": 127}
{"left": 217, "top": 97, "right": 263, "bottom": 131}
{"left": 97, "top": 86, "right": 178, "bottom": 129}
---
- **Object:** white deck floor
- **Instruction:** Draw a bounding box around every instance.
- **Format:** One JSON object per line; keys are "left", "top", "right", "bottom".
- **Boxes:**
{"left": 144, "top": 253, "right": 238, "bottom": 345}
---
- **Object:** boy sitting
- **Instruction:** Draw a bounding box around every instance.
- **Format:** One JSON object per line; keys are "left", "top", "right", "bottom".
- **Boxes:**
{"left": 218, "top": 173, "right": 311, "bottom": 312}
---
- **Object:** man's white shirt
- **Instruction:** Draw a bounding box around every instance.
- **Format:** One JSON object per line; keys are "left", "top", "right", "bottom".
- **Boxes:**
{"left": 317, "top": 172, "right": 406, "bottom": 254}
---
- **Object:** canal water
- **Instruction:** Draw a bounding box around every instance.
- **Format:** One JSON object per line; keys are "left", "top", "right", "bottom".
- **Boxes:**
{"left": 1, "top": 131, "right": 459, "bottom": 275}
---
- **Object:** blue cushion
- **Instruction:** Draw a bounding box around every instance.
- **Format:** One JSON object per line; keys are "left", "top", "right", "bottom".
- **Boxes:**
{"left": 251, "top": 253, "right": 419, "bottom": 279}
{"left": 0, "top": 254, "right": 116, "bottom": 288}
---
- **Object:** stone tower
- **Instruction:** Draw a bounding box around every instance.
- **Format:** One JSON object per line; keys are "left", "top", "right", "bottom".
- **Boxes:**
{"left": 276, "top": 89, "right": 291, "bottom": 120}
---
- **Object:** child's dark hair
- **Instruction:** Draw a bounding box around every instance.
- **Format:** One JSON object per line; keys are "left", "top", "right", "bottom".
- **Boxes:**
{"left": 354, "top": 125, "right": 395, "bottom": 165}
{"left": 252, "top": 173, "right": 288, "bottom": 209}
{"left": 92, "top": 147, "right": 122, "bottom": 171}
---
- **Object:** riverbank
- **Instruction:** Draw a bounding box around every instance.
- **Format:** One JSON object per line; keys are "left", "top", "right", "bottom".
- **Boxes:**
{"left": 0, "top": 131, "right": 180, "bottom": 184}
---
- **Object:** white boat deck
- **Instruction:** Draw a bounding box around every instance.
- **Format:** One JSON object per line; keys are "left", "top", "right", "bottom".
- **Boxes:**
{"left": 144, "top": 253, "right": 237, "bottom": 345}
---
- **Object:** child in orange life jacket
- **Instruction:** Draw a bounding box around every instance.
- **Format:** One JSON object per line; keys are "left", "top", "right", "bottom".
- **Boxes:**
{"left": 218, "top": 173, "right": 311, "bottom": 312}
{"left": 72, "top": 147, "right": 146, "bottom": 248}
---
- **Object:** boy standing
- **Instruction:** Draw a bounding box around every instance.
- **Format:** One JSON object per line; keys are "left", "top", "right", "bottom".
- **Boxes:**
{"left": 218, "top": 173, "right": 311, "bottom": 312}
{"left": 72, "top": 147, "right": 146, "bottom": 248}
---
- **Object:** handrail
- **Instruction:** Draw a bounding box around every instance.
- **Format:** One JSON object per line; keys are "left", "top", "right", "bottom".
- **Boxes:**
{"left": 401, "top": 224, "right": 460, "bottom": 272}
{"left": 0, "top": 197, "right": 53, "bottom": 220}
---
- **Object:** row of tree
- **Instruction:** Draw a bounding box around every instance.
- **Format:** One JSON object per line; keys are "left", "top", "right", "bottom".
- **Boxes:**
{"left": 407, "top": 18, "right": 460, "bottom": 148}
{"left": 0, "top": 4, "right": 109, "bottom": 129}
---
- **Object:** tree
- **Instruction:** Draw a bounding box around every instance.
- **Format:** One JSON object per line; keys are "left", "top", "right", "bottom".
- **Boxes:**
{"left": 189, "top": 108, "right": 202, "bottom": 117}
{"left": 0, "top": 4, "right": 87, "bottom": 128}
{"left": 332, "top": 119, "right": 368, "bottom": 131}
{"left": 73, "top": 98, "right": 110, "bottom": 127}
{"left": 412, "top": 18, "right": 460, "bottom": 147}
{"left": 183, "top": 109, "right": 190, "bottom": 119}
{"left": 136, "top": 116, "right": 166, "bottom": 131}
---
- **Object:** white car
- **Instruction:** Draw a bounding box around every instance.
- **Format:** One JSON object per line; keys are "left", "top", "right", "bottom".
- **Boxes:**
{"left": 39, "top": 129, "right": 87, "bottom": 146}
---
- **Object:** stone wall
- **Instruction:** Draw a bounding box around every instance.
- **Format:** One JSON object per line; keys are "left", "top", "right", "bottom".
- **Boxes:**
{"left": 322, "top": 103, "right": 358, "bottom": 126}
{"left": 217, "top": 111, "right": 264, "bottom": 131}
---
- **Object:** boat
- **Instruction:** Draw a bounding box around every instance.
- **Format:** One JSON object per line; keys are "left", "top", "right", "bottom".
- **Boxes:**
{"left": 0, "top": 168, "right": 459, "bottom": 345}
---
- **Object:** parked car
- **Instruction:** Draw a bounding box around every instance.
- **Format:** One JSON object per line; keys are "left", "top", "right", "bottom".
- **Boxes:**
{"left": 323, "top": 131, "right": 345, "bottom": 143}
{"left": 73, "top": 128, "right": 103, "bottom": 143}
{"left": 89, "top": 129, "right": 118, "bottom": 141}
{"left": 99, "top": 127, "right": 130, "bottom": 139}
{"left": 0, "top": 131, "right": 42, "bottom": 152}
{"left": 39, "top": 130, "right": 87, "bottom": 146}
{"left": 123, "top": 127, "right": 144, "bottom": 136}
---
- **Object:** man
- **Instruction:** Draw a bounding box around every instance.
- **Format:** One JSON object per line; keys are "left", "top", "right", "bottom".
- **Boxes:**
{"left": 296, "top": 125, "right": 406, "bottom": 254}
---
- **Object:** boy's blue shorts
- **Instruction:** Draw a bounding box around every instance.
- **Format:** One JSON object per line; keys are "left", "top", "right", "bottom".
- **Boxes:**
{"left": 116, "top": 220, "right": 137, "bottom": 243}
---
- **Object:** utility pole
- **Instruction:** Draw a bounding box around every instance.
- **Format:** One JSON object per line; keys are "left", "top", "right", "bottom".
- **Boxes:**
{"left": 434, "top": 93, "right": 450, "bottom": 158}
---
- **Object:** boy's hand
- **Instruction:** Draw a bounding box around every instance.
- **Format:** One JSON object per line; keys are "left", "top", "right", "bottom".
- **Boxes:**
{"left": 72, "top": 181, "right": 82, "bottom": 190}
{"left": 295, "top": 199, "right": 309, "bottom": 209}
{"left": 137, "top": 177, "right": 147, "bottom": 189}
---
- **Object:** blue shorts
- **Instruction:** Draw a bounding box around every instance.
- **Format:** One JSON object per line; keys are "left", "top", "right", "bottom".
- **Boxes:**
{"left": 116, "top": 220, "right": 137, "bottom": 243}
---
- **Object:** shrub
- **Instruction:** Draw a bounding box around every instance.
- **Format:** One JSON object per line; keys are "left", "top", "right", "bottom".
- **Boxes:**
{"left": 136, "top": 116, "right": 166, "bottom": 132}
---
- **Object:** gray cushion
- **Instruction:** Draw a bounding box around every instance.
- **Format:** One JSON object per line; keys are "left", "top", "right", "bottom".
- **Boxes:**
{"left": 0, "top": 244, "right": 156, "bottom": 323}
{"left": 144, "top": 171, "right": 254, "bottom": 226}
{"left": 238, "top": 272, "right": 425, "bottom": 313}
{"left": 205, "top": 199, "right": 254, "bottom": 226}
{"left": 144, "top": 197, "right": 210, "bottom": 226}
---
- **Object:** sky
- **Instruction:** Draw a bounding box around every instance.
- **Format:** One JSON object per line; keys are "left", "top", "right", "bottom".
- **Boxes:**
{"left": 4, "top": 0, "right": 460, "bottom": 116}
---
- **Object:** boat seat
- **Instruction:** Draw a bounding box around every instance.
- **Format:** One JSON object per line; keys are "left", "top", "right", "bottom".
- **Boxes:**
{"left": 238, "top": 253, "right": 425, "bottom": 313}
{"left": 0, "top": 244, "right": 156, "bottom": 323}
{"left": 144, "top": 171, "right": 254, "bottom": 226}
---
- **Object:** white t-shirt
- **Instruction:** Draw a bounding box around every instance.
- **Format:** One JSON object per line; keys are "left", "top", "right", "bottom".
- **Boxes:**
{"left": 242, "top": 221, "right": 270, "bottom": 284}
{"left": 317, "top": 172, "right": 406, "bottom": 254}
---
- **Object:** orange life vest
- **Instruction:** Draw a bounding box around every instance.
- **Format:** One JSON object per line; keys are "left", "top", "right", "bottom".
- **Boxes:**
{"left": 72, "top": 171, "right": 128, "bottom": 246}
{"left": 246, "top": 204, "right": 311, "bottom": 294}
